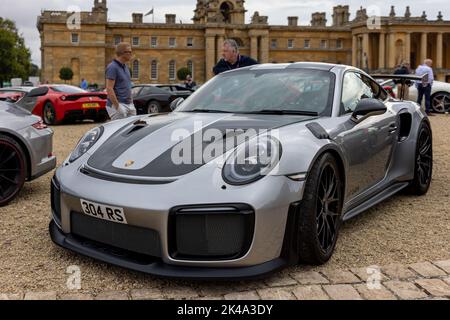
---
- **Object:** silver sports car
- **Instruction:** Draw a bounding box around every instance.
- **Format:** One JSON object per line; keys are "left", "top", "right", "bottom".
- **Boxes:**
{"left": 50, "top": 63, "right": 432, "bottom": 279}
{"left": 0, "top": 87, "right": 56, "bottom": 207}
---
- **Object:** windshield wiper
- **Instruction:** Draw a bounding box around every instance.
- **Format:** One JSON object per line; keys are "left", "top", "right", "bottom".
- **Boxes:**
{"left": 246, "top": 109, "right": 319, "bottom": 116}
{"left": 185, "top": 109, "right": 233, "bottom": 113}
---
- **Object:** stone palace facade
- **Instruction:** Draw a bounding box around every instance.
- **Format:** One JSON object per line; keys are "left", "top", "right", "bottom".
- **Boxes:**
{"left": 37, "top": 0, "right": 450, "bottom": 86}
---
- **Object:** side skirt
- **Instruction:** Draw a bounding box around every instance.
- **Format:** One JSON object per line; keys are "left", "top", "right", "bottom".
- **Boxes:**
{"left": 342, "top": 182, "right": 410, "bottom": 221}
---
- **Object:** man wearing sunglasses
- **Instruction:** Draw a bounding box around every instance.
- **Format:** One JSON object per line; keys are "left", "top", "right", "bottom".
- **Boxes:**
{"left": 105, "top": 42, "right": 137, "bottom": 120}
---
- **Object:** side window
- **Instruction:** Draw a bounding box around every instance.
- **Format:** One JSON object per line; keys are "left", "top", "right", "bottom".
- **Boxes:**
{"left": 341, "top": 72, "right": 374, "bottom": 114}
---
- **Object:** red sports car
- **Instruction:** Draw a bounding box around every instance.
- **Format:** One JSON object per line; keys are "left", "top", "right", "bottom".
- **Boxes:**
{"left": 33, "top": 85, "right": 108, "bottom": 125}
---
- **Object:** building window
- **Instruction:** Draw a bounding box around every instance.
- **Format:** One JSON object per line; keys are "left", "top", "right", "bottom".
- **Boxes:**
{"left": 151, "top": 60, "right": 158, "bottom": 80}
{"left": 304, "top": 39, "right": 310, "bottom": 48}
{"left": 187, "top": 38, "right": 193, "bottom": 47}
{"left": 169, "top": 37, "right": 176, "bottom": 48}
{"left": 187, "top": 60, "right": 194, "bottom": 78}
{"left": 132, "top": 37, "right": 140, "bottom": 46}
{"left": 151, "top": 37, "right": 158, "bottom": 48}
{"left": 288, "top": 39, "right": 294, "bottom": 49}
{"left": 114, "top": 35, "right": 122, "bottom": 45}
{"left": 132, "top": 60, "right": 139, "bottom": 79}
{"left": 320, "top": 40, "right": 328, "bottom": 49}
{"left": 271, "top": 39, "right": 277, "bottom": 49}
{"left": 71, "top": 33, "right": 79, "bottom": 44}
{"left": 169, "top": 60, "right": 176, "bottom": 80}
{"left": 336, "top": 39, "right": 343, "bottom": 49}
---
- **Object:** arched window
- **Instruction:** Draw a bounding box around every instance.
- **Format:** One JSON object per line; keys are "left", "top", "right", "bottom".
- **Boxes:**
{"left": 187, "top": 60, "right": 194, "bottom": 78}
{"left": 220, "top": 2, "right": 233, "bottom": 23}
{"left": 151, "top": 60, "right": 158, "bottom": 80}
{"left": 169, "top": 60, "right": 176, "bottom": 81}
{"left": 132, "top": 60, "right": 139, "bottom": 79}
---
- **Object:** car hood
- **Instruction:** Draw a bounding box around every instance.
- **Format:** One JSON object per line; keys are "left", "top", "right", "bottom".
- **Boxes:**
{"left": 87, "top": 112, "right": 316, "bottom": 178}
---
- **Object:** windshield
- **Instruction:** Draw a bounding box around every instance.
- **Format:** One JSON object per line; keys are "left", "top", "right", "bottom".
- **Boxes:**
{"left": 50, "top": 85, "right": 86, "bottom": 93}
{"left": 177, "top": 68, "right": 335, "bottom": 115}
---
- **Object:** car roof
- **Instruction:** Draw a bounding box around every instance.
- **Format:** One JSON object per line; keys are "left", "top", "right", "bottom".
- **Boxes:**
{"left": 248, "top": 62, "right": 349, "bottom": 72}
{"left": 0, "top": 86, "right": 36, "bottom": 92}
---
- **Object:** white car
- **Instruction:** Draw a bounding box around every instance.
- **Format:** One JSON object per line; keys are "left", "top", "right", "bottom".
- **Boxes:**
{"left": 381, "top": 79, "right": 450, "bottom": 113}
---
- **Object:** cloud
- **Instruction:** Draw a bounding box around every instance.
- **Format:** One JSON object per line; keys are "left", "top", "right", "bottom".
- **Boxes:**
{"left": 1, "top": 0, "right": 448, "bottom": 66}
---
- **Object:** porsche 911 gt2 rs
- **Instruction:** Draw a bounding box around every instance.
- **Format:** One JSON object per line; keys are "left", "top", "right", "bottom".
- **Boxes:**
{"left": 49, "top": 63, "right": 433, "bottom": 279}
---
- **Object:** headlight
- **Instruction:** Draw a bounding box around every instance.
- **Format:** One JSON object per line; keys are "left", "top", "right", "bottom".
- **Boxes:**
{"left": 222, "top": 135, "right": 282, "bottom": 185}
{"left": 69, "top": 126, "right": 104, "bottom": 163}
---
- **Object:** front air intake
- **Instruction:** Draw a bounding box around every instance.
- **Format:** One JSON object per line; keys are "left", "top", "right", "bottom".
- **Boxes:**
{"left": 168, "top": 204, "right": 255, "bottom": 261}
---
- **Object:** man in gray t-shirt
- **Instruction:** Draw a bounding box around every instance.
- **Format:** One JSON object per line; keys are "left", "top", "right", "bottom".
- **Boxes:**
{"left": 105, "top": 42, "right": 137, "bottom": 120}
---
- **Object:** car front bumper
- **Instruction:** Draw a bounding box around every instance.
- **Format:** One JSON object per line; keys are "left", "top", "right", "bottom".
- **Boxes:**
{"left": 50, "top": 161, "right": 305, "bottom": 279}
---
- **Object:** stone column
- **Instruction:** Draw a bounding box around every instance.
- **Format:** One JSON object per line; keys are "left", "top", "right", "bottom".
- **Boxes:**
{"left": 420, "top": 32, "right": 427, "bottom": 63}
{"left": 259, "top": 36, "right": 269, "bottom": 63}
{"left": 250, "top": 36, "right": 258, "bottom": 61}
{"left": 388, "top": 33, "right": 396, "bottom": 68}
{"left": 216, "top": 35, "right": 224, "bottom": 63}
{"left": 352, "top": 35, "right": 358, "bottom": 67}
{"left": 362, "top": 33, "right": 370, "bottom": 69}
{"left": 378, "top": 33, "right": 386, "bottom": 69}
{"left": 205, "top": 35, "right": 216, "bottom": 80}
{"left": 436, "top": 32, "right": 443, "bottom": 68}
{"left": 404, "top": 32, "right": 411, "bottom": 64}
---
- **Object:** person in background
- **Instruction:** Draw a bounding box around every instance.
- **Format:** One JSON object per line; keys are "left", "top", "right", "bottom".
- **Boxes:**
{"left": 105, "top": 42, "right": 137, "bottom": 120}
{"left": 213, "top": 39, "right": 259, "bottom": 75}
{"left": 184, "top": 74, "right": 197, "bottom": 90}
{"left": 415, "top": 59, "right": 435, "bottom": 116}
{"left": 393, "top": 61, "right": 412, "bottom": 100}
{"left": 80, "top": 78, "right": 88, "bottom": 90}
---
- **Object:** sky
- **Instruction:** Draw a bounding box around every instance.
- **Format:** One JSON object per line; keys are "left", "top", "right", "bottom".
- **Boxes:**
{"left": 1, "top": 0, "right": 449, "bottom": 67}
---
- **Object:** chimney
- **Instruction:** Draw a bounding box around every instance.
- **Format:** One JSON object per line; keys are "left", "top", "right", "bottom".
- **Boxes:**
{"left": 332, "top": 5, "right": 350, "bottom": 26}
{"left": 132, "top": 13, "right": 143, "bottom": 24}
{"left": 288, "top": 16, "right": 298, "bottom": 27}
{"left": 165, "top": 14, "right": 176, "bottom": 24}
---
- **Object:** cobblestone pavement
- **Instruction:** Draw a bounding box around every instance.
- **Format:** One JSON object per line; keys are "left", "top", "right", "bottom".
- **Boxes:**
{"left": 1, "top": 259, "right": 449, "bottom": 300}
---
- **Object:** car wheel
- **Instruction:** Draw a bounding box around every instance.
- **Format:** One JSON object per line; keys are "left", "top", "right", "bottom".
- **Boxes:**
{"left": 146, "top": 101, "right": 161, "bottom": 114}
{"left": 431, "top": 92, "right": 450, "bottom": 113}
{"left": 43, "top": 102, "right": 57, "bottom": 125}
{"left": 297, "top": 153, "right": 344, "bottom": 265}
{"left": 0, "top": 134, "right": 27, "bottom": 207}
{"left": 95, "top": 114, "right": 108, "bottom": 123}
{"left": 406, "top": 122, "right": 433, "bottom": 195}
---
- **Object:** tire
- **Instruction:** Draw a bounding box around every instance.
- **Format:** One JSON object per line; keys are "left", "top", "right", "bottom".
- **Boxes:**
{"left": 0, "top": 134, "right": 27, "bottom": 207}
{"left": 146, "top": 100, "right": 161, "bottom": 114}
{"left": 406, "top": 122, "right": 433, "bottom": 195}
{"left": 43, "top": 102, "right": 58, "bottom": 125}
{"left": 297, "top": 153, "right": 344, "bottom": 265}
{"left": 431, "top": 92, "right": 450, "bottom": 113}
{"left": 95, "top": 114, "right": 108, "bottom": 123}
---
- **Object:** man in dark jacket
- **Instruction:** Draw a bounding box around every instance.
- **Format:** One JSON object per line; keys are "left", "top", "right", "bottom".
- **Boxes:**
{"left": 213, "top": 39, "right": 259, "bottom": 75}
{"left": 393, "top": 61, "right": 412, "bottom": 100}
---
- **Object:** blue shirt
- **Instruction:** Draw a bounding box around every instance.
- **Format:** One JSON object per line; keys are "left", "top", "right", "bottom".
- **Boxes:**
{"left": 80, "top": 79, "right": 88, "bottom": 90}
{"left": 415, "top": 64, "right": 434, "bottom": 88}
{"left": 105, "top": 59, "right": 132, "bottom": 106}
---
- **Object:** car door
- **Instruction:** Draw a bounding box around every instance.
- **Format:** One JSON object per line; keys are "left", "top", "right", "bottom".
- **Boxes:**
{"left": 131, "top": 86, "right": 144, "bottom": 109}
{"left": 336, "top": 72, "right": 397, "bottom": 200}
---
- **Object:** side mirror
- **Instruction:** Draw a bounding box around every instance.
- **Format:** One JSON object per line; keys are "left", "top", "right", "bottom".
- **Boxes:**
{"left": 351, "top": 98, "right": 387, "bottom": 122}
{"left": 26, "top": 87, "right": 49, "bottom": 98}
{"left": 170, "top": 97, "right": 184, "bottom": 111}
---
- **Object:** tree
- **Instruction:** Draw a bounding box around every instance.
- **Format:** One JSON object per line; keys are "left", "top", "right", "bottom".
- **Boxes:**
{"left": 177, "top": 67, "right": 190, "bottom": 81}
{"left": 0, "top": 18, "right": 32, "bottom": 86}
{"left": 59, "top": 67, "right": 74, "bottom": 83}
{"left": 30, "top": 64, "right": 40, "bottom": 77}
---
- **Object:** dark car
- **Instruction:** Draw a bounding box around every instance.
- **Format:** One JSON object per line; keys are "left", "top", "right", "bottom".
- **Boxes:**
{"left": 132, "top": 85, "right": 178, "bottom": 114}
{"left": 155, "top": 84, "right": 195, "bottom": 99}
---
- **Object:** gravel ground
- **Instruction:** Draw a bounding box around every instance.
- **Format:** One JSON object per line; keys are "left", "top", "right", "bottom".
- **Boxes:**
{"left": 0, "top": 116, "right": 449, "bottom": 294}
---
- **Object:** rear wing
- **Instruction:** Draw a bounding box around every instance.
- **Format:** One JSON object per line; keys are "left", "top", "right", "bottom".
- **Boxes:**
{"left": 371, "top": 74, "right": 425, "bottom": 100}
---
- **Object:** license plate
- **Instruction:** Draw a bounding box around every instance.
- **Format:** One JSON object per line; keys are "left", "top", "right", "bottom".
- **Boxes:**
{"left": 82, "top": 103, "right": 99, "bottom": 108}
{"left": 80, "top": 199, "right": 127, "bottom": 224}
